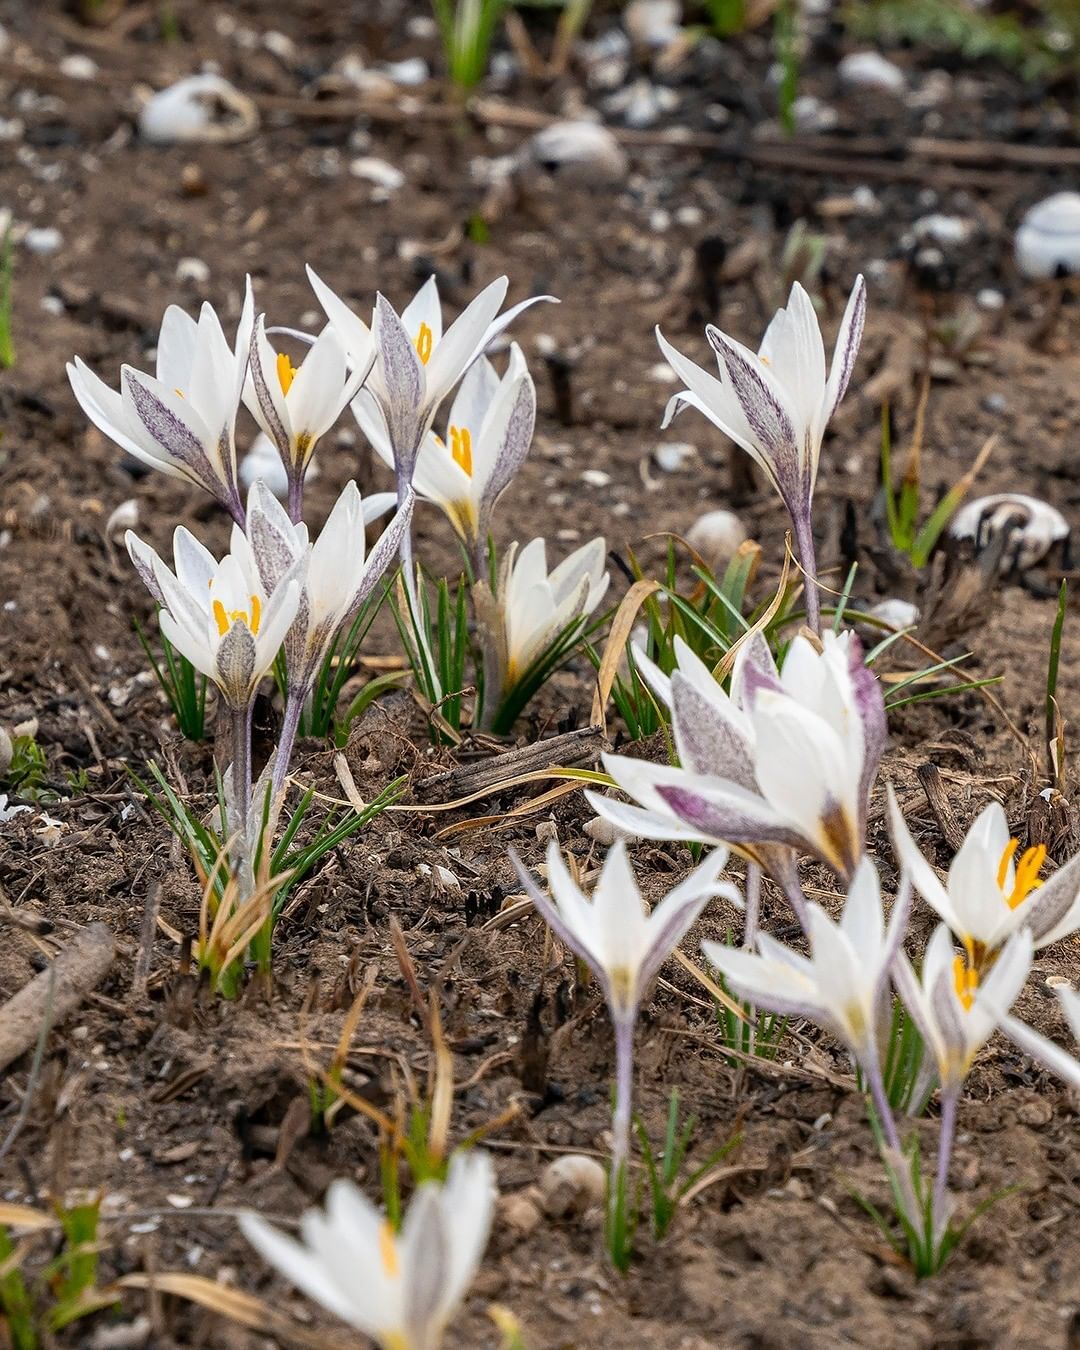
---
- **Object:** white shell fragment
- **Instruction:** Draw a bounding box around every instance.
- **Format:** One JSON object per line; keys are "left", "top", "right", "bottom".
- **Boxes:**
{"left": 653, "top": 441, "right": 696, "bottom": 473}
{"left": 59, "top": 54, "right": 98, "bottom": 81}
{"left": 376, "top": 58, "right": 429, "bottom": 87}
{"left": 540, "top": 1155, "right": 606, "bottom": 1219}
{"left": 605, "top": 78, "right": 679, "bottom": 130}
{"left": 1014, "top": 192, "right": 1080, "bottom": 280}
{"left": 583, "top": 815, "right": 639, "bottom": 847}
{"left": 912, "top": 214, "right": 975, "bottom": 247}
{"left": 138, "top": 74, "right": 259, "bottom": 145}
{"left": 106, "top": 499, "right": 140, "bottom": 540}
{"left": 857, "top": 598, "right": 920, "bottom": 643}
{"left": 349, "top": 157, "right": 405, "bottom": 193}
{"left": 175, "top": 256, "right": 210, "bottom": 284}
{"left": 838, "top": 51, "right": 906, "bottom": 93}
{"left": 24, "top": 227, "right": 63, "bottom": 255}
{"left": 623, "top": 0, "right": 682, "bottom": 50}
{"left": 521, "top": 121, "right": 628, "bottom": 185}
{"left": 685, "top": 509, "right": 748, "bottom": 572}
{"left": 949, "top": 493, "right": 1069, "bottom": 571}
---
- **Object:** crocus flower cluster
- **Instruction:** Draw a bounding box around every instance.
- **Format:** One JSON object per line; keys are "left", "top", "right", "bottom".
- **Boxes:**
{"left": 61, "top": 245, "right": 1080, "bottom": 1328}
{"left": 69, "top": 266, "right": 584, "bottom": 846}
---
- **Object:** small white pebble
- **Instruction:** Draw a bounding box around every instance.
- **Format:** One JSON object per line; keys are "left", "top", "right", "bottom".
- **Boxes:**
{"left": 24, "top": 227, "right": 63, "bottom": 255}
{"left": 686, "top": 509, "right": 748, "bottom": 571}
{"left": 175, "top": 256, "right": 210, "bottom": 284}
{"left": 59, "top": 53, "right": 98, "bottom": 80}
{"left": 582, "top": 469, "right": 611, "bottom": 488}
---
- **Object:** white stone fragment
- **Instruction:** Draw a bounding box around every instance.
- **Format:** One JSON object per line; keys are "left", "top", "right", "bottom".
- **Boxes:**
{"left": 350, "top": 157, "right": 405, "bottom": 192}
{"left": 106, "top": 499, "right": 140, "bottom": 539}
{"left": 138, "top": 74, "right": 259, "bottom": 145}
{"left": 685, "top": 509, "right": 748, "bottom": 571}
{"left": 24, "top": 227, "right": 62, "bottom": 254}
{"left": 839, "top": 51, "right": 906, "bottom": 93}
{"left": 1015, "top": 192, "right": 1080, "bottom": 279}
{"left": 59, "top": 54, "right": 98, "bottom": 81}
{"left": 175, "top": 256, "right": 210, "bottom": 284}
{"left": 522, "top": 121, "right": 628, "bottom": 185}
{"left": 540, "top": 1155, "right": 606, "bottom": 1219}
{"left": 949, "top": 493, "right": 1069, "bottom": 571}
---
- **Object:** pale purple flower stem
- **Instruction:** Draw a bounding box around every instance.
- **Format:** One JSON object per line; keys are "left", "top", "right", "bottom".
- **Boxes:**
{"left": 743, "top": 863, "right": 762, "bottom": 949}
{"left": 743, "top": 862, "right": 762, "bottom": 1055}
{"left": 287, "top": 474, "right": 304, "bottom": 525}
{"left": 792, "top": 509, "right": 821, "bottom": 635}
{"left": 230, "top": 700, "right": 254, "bottom": 838}
{"left": 272, "top": 690, "right": 305, "bottom": 799}
{"left": 612, "top": 1015, "right": 637, "bottom": 1193}
{"left": 773, "top": 855, "right": 811, "bottom": 935}
{"left": 860, "top": 1036, "right": 919, "bottom": 1227}
{"left": 394, "top": 453, "right": 441, "bottom": 695}
{"left": 933, "top": 1087, "right": 959, "bottom": 1232}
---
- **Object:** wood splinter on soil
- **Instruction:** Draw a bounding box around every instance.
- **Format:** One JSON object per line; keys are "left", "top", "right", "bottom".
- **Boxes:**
{"left": 0, "top": 922, "right": 115, "bottom": 1073}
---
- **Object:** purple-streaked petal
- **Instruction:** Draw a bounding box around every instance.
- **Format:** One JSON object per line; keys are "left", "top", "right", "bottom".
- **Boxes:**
{"left": 706, "top": 330, "right": 800, "bottom": 490}
{"left": 670, "top": 670, "right": 756, "bottom": 786}
{"left": 824, "top": 274, "right": 866, "bottom": 421}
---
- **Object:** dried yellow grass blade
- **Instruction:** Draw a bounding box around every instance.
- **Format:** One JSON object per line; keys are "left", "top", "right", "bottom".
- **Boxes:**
{"left": 590, "top": 577, "right": 661, "bottom": 732}
{"left": 0, "top": 1202, "right": 57, "bottom": 1231}
{"left": 672, "top": 949, "right": 749, "bottom": 1024}
{"left": 117, "top": 1272, "right": 351, "bottom": 1349}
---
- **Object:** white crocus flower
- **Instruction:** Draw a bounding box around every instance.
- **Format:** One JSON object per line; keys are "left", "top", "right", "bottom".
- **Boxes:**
{"left": 702, "top": 858, "right": 908, "bottom": 1068}
{"left": 475, "top": 536, "right": 608, "bottom": 731}
{"left": 893, "top": 923, "right": 1080, "bottom": 1240}
{"left": 240, "top": 1150, "right": 495, "bottom": 1350}
{"left": 307, "top": 268, "right": 554, "bottom": 507}
{"left": 501, "top": 536, "right": 609, "bottom": 686}
{"left": 656, "top": 277, "right": 866, "bottom": 631}
{"left": 888, "top": 787, "right": 1080, "bottom": 967}
{"left": 242, "top": 479, "right": 413, "bottom": 793}
{"left": 245, "top": 315, "right": 370, "bottom": 520}
{"left": 588, "top": 630, "right": 885, "bottom": 893}
{"left": 243, "top": 479, "right": 412, "bottom": 700}
{"left": 359, "top": 343, "right": 536, "bottom": 569}
{"left": 126, "top": 524, "right": 301, "bottom": 712}
{"left": 511, "top": 840, "right": 734, "bottom": 1184}
{"left": 893, "top": 925, "right": 1080, "bottom": 1095}
{"left": 68, "top": 281, "right": 254, "bottom": 524}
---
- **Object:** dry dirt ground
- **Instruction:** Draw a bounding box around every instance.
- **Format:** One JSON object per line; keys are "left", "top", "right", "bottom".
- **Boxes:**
{"left": 1, "top": 2, "right": 1079, "bottom": 1346}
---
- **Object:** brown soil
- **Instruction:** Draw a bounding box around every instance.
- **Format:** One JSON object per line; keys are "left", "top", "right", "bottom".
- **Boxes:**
{"left": 1, "top": 2, "right": 1079, "bottom": 1346}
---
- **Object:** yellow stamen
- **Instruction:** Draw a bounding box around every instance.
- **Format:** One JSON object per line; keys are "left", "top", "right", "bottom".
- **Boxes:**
{"left": 276, "top": 351, "right": 298, "bottom": 395}
{"left": 212, "top": 594, "right": 261, "bottom": 637}
{"left": 378, "top": 1220, "right": 399, "bottom": 1279}
{"left": 952, "top": 953, "right": 978, "bottom": 1011}
{"left": 175, "top": 388, "right": 185, "bottom": 399}
{"left": 996, "top": 838, "right": 1045, "bottom": 910}
{"left": 449, "top": 424, "right": 473, "bottom": 477}
{"left": 414, "top": 321, "right": 433, "bottom": 365}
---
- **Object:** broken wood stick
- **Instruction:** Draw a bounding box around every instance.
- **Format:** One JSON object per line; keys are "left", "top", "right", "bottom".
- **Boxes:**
{"left": 0, "top": 924, "right": 115, "bottom": 1073}
{"left": 416, "top": 725, "right": 606, "bottom": 802}
{"left": 915, "top": 762, "right": 967, "bottom": 853}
